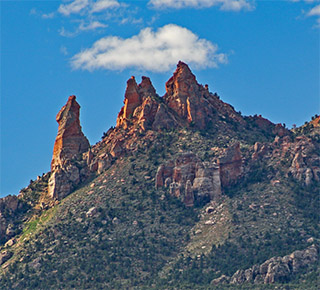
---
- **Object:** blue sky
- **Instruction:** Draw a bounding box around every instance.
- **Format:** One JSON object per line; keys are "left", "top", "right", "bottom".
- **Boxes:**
{"left": 1, "top": 0, "right": 319, "bottom": 197}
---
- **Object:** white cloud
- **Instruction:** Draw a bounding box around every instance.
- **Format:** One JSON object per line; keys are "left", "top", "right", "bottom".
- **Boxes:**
{"left": 42, "top": 12, "right": 55, "bottom": 19}
{"left": 307, "top": 4, "right": 320, "bottom": 15}
{"left": 58, "top": 0, "right": 121, "bottom": 15}
{"left": 71, "top": 24, "right": 227, "bottom": 72}
{"left": 91, "top": 0, "right": 120, "bottom": 13}
{"left": 148, "top": 0, "right": 254, "bottom": 11}
{"left": 79, "top": 20, "right": 108, "bottom": 30}
{"left": 58, "top": 0, "right": 89, "bottom": 16}
{"left": 59, "top": 27, "right": 77, "bottom": 37}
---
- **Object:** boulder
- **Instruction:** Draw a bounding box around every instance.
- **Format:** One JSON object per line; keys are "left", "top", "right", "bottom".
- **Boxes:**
{"left": 86, "top": 207, "right": 98, "bottom": 217}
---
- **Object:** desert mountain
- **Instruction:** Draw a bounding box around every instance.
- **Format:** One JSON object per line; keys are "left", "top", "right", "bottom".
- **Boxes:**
{"left": 0, "top": 62, "right": 319, "bottom": 289}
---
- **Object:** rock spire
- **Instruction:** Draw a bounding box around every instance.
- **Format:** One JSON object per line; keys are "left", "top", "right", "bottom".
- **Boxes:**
{"left": 51, "top": 95, "right": 90, "bottom": 170}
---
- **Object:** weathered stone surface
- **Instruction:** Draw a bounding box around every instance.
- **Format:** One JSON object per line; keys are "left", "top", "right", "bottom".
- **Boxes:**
{"left": 210, "top": 274, "right": 230, "bottom": 285}
{"left": 164, "top": 61, "right": 213, "bottom": 129}
{"left": 247, "top": 115, "right": 289, "bottom": 137}
{"left": 138, "top": 76, "right": 156, "bottom": 99}
{"left": 115, "top": 62, "right": 250, "bottom": 133}
{"left": 123, "top": 77, "right": 141, "bottom": 119}
{"left": 218, "top": 142, "right": 242, "bottom": 187}
{"left": 213, "top": 244, "right": 318, "bottom": 285}
{"left": 51, "top": 96, "right": 90, "bottom": 170}
{"left": 135, "top": 97, "right": 159, "bottom": 131}
{"left": 0, "top": 196, "right": 20, "bottom": 244}
{"left": 48, "top": 168, "right": 73, "bottom": 200}
{"left": 184, "top": 180, "right": 194, "bottom": 207}
{"left": 271, "top": 135, "right": 320, "bottom": 186}
{"left": 0, "top": 195, "right": 19, "bottom": 213}
{"left": 86, "top": 207, "right": 98, "bottom": 217}
{"left": 117, "top": 76, "right": 158, "bottom": 129}
{"left": 155, "top": 152, "right": 221, "bottom": 205}
{"left": 252, "top": 142, "right": 270, "bottom": 160}
{"left": 48, "top": 162, "right": 88, "bottom": 200}
{"left": 152, "top": 103, "right": 178, "bottom": 131}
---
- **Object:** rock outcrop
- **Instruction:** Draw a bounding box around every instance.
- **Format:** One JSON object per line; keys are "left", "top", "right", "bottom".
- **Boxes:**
{"left": 51, "top": 95, "right": 90, "bottom": 170}
{"left": 270, "top": 135, "right": 320, "bottom": 186}
{"left": 218, "top": 142, "right": 242, "bottom": 187}
{"left": 164, "top": 61, "right": 245, "bottom": 130}
{"left": 155, "top": 143, "right": 244, "bottom": 206}
{"left": 116, "top": 76, "right": 178, "bottom": 131}
{"left": 116, "top": 62, "right": 248, "bottom": 132}
{"left": 0, "top": 195, "right": 21, "bottom": 243}
{"left": 48, "top": 96, "right": 90, "bottom": 200}
{"left": 211, "top": 244, "right": 318, "bottom": 285}
{"left": 252, "top": 142, "right": 270, "bottom": 160}
{"left": 155, "top": 152, "right": 221, "bottom": 206}
{"left": 247, "top": 115, "right": 289, "bottom": 137}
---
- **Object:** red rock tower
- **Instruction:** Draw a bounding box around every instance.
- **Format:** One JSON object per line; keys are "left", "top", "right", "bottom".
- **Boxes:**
{"left": 51, "top": 95, "right": 90, "bottom": 170}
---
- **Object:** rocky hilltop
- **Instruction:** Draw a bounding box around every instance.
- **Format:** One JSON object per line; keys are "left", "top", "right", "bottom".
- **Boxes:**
{"left": 0, "top": 62, "right": 319, "bottom": 290}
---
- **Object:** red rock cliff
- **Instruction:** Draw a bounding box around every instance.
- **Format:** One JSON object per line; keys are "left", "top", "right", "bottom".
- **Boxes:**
{"left": 51, "top": 95, "right": 90, "bottom": 170}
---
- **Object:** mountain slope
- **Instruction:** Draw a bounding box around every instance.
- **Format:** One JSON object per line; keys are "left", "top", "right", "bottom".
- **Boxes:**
{"left": 0, "top": 62, "right": 319, "bottom": 289}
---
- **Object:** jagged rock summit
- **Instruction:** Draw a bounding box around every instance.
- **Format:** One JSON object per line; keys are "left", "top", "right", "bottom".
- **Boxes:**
{"left": 51, "top": 95, "right": 90, "bottom": 170}
{"left": 115, "top": 61, "right": 246, "bottom": 132}
{"left": 46, "top": 62, "right": 295, "bottom": 203}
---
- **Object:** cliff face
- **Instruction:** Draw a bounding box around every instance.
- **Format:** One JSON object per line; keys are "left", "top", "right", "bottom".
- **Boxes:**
{"left": 116, "top": 75, "right": 178, "bottom": 131}
{"left": 51, "top": 95, "right": 90, "bottom": 170}
{"left": 48, "top": 96, "right": 90, "bottom": 200}
{"left": 116, "top": 61, "right": 246, "bottom": 132}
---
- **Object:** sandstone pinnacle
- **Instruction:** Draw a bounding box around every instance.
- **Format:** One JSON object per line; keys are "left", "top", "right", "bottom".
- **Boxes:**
{"left": 51, "top": 95, "right": 90, "bottom": 170}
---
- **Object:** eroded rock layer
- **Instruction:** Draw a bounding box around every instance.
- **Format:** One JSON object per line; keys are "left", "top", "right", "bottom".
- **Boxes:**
{"left": 51, "top": 95, "right": 90, "bottom": 170}
{"left": 155, "top": 152, "right": 222, "bottom": 206}
{"left": 49, "top": 96, "right": 90, "bottom": 200}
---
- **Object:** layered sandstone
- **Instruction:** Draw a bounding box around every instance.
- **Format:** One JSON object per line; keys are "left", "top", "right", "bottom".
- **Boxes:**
{"left": 155, "top": 152, "right": 221, "bottom": 206}
{"left": 51, "top": 95, "right": 90, "bottom": 170}
{"left": 164, "top": 61, "right": 211, "bottom": 129}
{"left": 116, "top": 62, "right": 246, "bottom": 132}
{"left": 116, "top": 76, "right": 178, "bottom": 131}
{"left": 49, "top": 96, "right": 90, "bottom": 200}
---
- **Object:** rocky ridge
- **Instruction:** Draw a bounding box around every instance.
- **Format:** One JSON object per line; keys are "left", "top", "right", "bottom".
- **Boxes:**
{"left": 0, "top": 62, "right": 319, "bottom": 289}
{"left": 211, "top": 244, "right": 319, "bottom": 285}
{"left": 47, "top": 62, "right": 252, "bottom": 203}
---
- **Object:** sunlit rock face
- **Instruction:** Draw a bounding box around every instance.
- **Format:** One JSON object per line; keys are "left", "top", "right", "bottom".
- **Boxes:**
{"left": 51, "top": 95, "right": 90, "bottom": 171}
{"left": 49, "top": 96, "right": 90, "bottom": 200}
